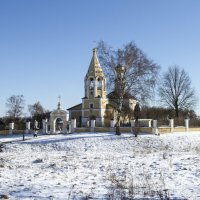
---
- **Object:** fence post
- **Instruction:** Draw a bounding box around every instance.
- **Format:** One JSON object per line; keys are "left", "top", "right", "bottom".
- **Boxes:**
{"left": 71, "top": 118, "right": 76, "bottom": 133}
{"left": 68, "top": 123, "right": 72, "bottom": 133}
{"left": 9, "top": 122, "right": 14, "bottom": 134}
{"left": 130, "top": 119, "right": 135, "bottom": 133}
{"left": 185, "top": 118, "right": 189, "bottom": 132}
{"left": 110, "top": 119, "right": 115, "bottom": 132}
{"left": 90, "top": 120, "right": 95, "bottom": 132}
{"left": 169, "top": 119, "right": 174, "bottom": 132}
{"left": 152, "top": 120, "right": 158, "bottom": 135}
{"left": 130, "top": 119, "right": 135, "bottom": 127}
{"left": 26, "top": 121, "right": 30, "bottom": 134}
{"left": 148, "top": 120, "right": 152, "bottom": 127}
{"left": 42, "top": 119, "right": 48, "bottom": 134}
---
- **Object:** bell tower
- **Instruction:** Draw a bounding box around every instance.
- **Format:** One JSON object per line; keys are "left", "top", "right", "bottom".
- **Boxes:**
{"left": 84, "top": 48, "right": 106, "bottom": 99}
{"left": 82, "top": 48, "right": 108, "bottom": 127}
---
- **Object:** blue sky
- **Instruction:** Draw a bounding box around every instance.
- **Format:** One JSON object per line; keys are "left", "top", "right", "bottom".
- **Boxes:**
{"left": 0, "top": 0, "right": 200, "bottom": 117}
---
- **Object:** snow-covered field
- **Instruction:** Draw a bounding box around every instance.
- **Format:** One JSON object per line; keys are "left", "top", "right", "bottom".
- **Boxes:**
{"left": 0, "top": 132, "right": 200, "bottom": 200}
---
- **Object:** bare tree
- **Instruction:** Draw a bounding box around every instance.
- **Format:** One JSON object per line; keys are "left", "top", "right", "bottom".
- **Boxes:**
{"left": 97, "top": 41, "right": 159, "bottom": 134}
{"left": 133, "top": 103, "right": 141, "bottom": 137}
{"left": 97, "top": 41, "right": 160, "bottom": 104}
{"left": 6, "top": 95, "right": 25, "bottom": 120}
{"left": 158, "top": 65, "right": 197, "bottom": 117}
{"left": 28, "top": 101, "right": 45, "bottom": 117}
{"left": 115, "top": 64, "right": 126, "bottom": 135}
{"left": 28, "top": 101, "right": 46, "bottom": 128}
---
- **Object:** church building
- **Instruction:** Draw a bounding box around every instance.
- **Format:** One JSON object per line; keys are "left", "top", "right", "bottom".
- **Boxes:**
{"left": 67, "top": 48, "right": 137, "bottom": 127}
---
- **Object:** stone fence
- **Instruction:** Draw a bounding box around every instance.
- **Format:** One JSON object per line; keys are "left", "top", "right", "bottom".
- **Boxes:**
{"left": 1, "top": 118, "right": 200, "bottom": 135}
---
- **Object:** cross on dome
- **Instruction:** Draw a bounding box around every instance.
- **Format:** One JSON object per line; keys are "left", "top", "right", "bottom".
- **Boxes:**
{"left": 57, "top": 95, "right": 61, "bottom": 110}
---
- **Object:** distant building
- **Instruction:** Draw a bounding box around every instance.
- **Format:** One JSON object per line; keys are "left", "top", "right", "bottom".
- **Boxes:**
{"left": 68, "top": 48, "right": 137, "bottom": 127}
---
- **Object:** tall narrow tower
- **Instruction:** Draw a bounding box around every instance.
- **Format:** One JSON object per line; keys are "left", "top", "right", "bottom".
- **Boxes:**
{"left": 82, "top": 48, "right": 108, "bottom": 127}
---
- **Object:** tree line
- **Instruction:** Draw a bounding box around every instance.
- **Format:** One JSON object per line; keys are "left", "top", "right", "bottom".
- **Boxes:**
{"left": 0, "top": 99, "right": 50, "bottom": 130}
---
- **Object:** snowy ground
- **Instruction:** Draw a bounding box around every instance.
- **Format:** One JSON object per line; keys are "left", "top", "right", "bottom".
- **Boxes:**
{"left": 0, "top": 132, "right": 200, "bottom": 200}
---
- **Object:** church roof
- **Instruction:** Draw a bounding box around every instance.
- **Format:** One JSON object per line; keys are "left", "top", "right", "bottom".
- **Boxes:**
{"left": 85, "top": 48, "right": 104, "bottom": 78}
{"left": 107, "top": 91, "right": 136, "bottom": 100}
{"left": 67, "top": 103, "right": 82, "bottom": 110}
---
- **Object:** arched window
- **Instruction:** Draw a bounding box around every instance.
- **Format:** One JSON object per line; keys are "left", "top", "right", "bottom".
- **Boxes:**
{"left": 90, "top": 78, "right": 94, "bottom": 89}
{"left": 97, "top": 78, "right": 101, "bottom": 89}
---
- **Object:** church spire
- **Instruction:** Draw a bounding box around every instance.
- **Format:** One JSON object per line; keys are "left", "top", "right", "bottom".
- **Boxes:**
{"left": 87, "top": 48, "right": 102, "bottom": 75}
{"left": 84, "top": 48, "right": 107, "bottom": 99}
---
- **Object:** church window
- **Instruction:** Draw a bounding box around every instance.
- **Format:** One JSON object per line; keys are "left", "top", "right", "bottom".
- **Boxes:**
{"left": 90, "top": 78, "right": 94, "bottom": 89}
{"left": 97, "top": 78, "right": 101, "bottom": 88}
{"left": 90, "top": 103, "right": 94, "bottom": 109}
